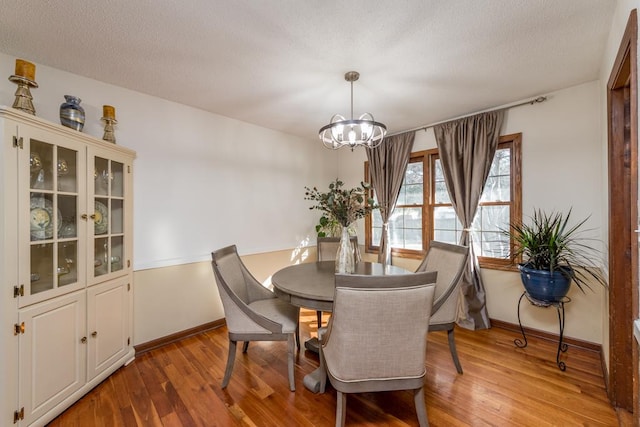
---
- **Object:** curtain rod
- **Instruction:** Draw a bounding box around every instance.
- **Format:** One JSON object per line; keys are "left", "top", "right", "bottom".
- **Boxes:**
{"left": 386, "top": 96, "right": 547, "bottom": 137}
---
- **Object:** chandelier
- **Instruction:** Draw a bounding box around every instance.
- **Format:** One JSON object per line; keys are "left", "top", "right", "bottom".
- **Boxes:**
{"left": 319, "top": 71, "right": 387, "bottom": 150}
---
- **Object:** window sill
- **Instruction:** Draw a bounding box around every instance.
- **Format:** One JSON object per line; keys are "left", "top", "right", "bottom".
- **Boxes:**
{"left": 478, "top": 262, "right": 519, "bottom": 273}
{"left": 367, "top": 248, "right": 520, "bottom": 272}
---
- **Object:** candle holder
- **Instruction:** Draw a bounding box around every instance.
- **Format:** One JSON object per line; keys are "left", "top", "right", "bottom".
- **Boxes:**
{"left": 9, "top": 75, "right": 38, "bottom": 115}
{"left": 101, "top": 117, "right": 117, "bottom": 143}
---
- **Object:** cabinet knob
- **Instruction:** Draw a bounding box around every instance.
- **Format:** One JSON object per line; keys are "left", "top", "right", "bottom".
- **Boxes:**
{"left": 80, "top": 336, "right": 87, "bottom": 344}
{"left": 91, "top": 331, "right": 98, "bottom": 337}
{"left": 81, "top": 214, "right": 88, "bottom": 220}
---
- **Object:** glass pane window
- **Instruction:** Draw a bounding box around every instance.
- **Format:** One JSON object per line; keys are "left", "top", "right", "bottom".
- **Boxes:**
{"left": 29, "top": 140, "right": 53, "bottom": 191}
{"left": 371, "top": 205, "right": 382, "bottom": 246}
{"left": 28, "top": 140, "right": 81, "bottom": 298}
{"left": 480, "top": 148, "right": 511, "bottom": 203}
{"left": 433, "top": 206, "right": 462, "bottom": 245}
{"left": 58, "top": 241, "right": 78, "bottom": 286}
{"left": 434, "top": 160, "right": 451, "bottom": 204}
{"left": 365, "top": 134, "right": 521, "bottom": 269}
{"left": 388, "top": 207, "right": 423, "bottom": 249}
{"left": 30, "top": 243, "right": 53, "bottom": 294}
{"left": 471, "top": 204, "right": 510, "bottom": 258}
{"left": 91, "top": 155, "right": 127, "bottom": 280}
{"left": 388, "top": 160, "right": 424, "bottom": 250}
{"left": 432, "top": 144, "right": 517, "bottom": 264}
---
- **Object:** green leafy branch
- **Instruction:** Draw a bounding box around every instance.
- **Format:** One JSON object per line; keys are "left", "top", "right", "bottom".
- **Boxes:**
{"left": 304, "top": 179, "right": 378, "bottom": 228}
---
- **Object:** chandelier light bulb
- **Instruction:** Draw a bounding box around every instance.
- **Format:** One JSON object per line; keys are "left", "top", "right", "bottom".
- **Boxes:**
{"left": 332, "top": 122, "right": 344, "bottom": 141}
{"left": 348, "top": 128, "right": 356, "bottom": 143}
{"left": 361, "top": 120, "right": 372, "bottom": 139}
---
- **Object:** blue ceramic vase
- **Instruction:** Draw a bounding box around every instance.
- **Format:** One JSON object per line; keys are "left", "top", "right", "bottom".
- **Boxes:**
{"left": 60, "top": 95, "right": 85, "bottom": 131}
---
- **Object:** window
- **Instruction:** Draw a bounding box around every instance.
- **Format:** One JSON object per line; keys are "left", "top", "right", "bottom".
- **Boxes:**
{"left": 368, "top": 156, "right": 426, "bottom": 259}
{"left": 365, "top": 133, "right": 522, "bottom": 269}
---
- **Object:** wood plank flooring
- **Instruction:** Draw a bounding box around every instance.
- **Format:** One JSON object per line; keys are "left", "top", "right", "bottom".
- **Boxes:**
{"left": 48, "top": 310, "right": 621, "bottom": 426}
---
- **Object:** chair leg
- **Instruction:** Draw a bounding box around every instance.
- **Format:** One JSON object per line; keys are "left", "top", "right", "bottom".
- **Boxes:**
{"left": 447, "top": 328, "right": 463, "bottom": 374}
{"left": 295, "top": 322, "right": 301, "bottom": 350}
{"left": 242, "top": 341, "right": 249, "bottom": 353}
{"left": 335, "top": 391, "right": 347, "bottom": 427}
{"left": 287, "top": 334, "right": 296, "bottom": 391}
{"left": 222, "top": 339, "right": 237, "bottom": 388}
{"left": 413, "top": 387, "right": 429, "bottom": 427}
{"left": 317, "top": 310, "right": 323, "bottom": 327}
{"left": 318, "top": 346, "right": 327, "bottom": 393}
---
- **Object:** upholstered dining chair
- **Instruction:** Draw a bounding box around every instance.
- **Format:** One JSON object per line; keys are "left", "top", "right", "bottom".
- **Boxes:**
{"left": 415, "top": 240, "right": 469, "bottom": 374}
{"left": 320, "top": 271, "right": 437, "bottom": 427}
{"left": 211, "top": 245, "right": 300, "bottom": 391}
{"left": 317, "top": 236, "right": 361, "bottom": 263}
{"left": 315, "top": 236, "right": 360, "bottom": 327}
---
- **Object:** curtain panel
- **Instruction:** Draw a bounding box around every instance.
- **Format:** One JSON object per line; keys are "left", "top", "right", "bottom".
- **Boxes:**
{"left": 366, "top": 132, "right": 415, "bottom": 265}
{"left": 434, "top": 110, "right": 505, "bottom": 330}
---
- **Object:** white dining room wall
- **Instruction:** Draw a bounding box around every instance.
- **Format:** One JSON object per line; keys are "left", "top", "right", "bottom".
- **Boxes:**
{"left": 338, "top": 80, "right": 607, "bottom": 344}
{"left": 0, "top": 51, "right": 336, "bottom": 344}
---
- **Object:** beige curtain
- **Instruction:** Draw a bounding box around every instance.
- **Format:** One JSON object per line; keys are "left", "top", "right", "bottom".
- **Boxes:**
{"left": 433, "top": 110, "right": 504, "bottom": 330}
{"left": 366, "top": 132, "right": 415, "bottom": 265}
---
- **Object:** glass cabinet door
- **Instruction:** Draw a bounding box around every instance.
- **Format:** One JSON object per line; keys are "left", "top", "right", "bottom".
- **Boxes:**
{"left": 26, "top": 137, "right": 84, "bottom": 304}
{"left": 90, "top": 153, "right": 128, "bottom": 282}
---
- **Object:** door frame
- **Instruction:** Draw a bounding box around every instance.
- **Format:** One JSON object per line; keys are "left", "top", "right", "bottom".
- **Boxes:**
{"left": 607, "top": 8, "right": 638, "bottom": 413}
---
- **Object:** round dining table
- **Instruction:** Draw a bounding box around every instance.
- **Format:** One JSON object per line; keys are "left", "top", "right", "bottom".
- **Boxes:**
{"left": 271, "top": 260, "right": 413, "bottom": 392}
{"left": 271, "top": 260, "right": 411, "bottom": 312}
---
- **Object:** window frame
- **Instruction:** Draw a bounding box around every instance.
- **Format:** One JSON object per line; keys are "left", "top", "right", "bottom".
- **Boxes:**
{"left": 365, "top": 150, "right": 432, "bottom": 260}
{"left": 472, "top": 133, "right": 522, "bottom": 270}
{"left": 364, "top": 132, "right": 522, "bottom": 270}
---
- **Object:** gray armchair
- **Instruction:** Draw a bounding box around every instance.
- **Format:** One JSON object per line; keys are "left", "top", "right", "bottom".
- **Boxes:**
{"left": 320, "top": 271, "right": 437, "bottom": 427}
{"left": 315, "top": 236, "right": 360, "bottom": 327}
{"left": 415, "top": 240, "right": 468, "bottom": 374}
{"left": 211, "top": 245, "right": 300, "bottom": 391}
{"left": 317, "top": 236, "right": 361, "bottom": 263}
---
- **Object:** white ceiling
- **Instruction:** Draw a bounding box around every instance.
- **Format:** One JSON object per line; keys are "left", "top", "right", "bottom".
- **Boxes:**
{"left": 0, "top": 0, "right": 615, "bottom": 140}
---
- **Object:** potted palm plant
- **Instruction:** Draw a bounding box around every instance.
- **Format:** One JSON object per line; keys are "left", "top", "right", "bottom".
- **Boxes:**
{"left": 505, "top": 209, "right": 607, "bottom": 303}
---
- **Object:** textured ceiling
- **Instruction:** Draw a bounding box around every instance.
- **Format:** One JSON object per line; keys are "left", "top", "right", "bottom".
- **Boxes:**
{"left": 0, "top": 0, "right": 615, "bottom": 140}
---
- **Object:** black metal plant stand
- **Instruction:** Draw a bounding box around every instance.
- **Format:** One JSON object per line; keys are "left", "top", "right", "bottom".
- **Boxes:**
{"left": 514, "top": 292, "right": 571, "bottom": 371}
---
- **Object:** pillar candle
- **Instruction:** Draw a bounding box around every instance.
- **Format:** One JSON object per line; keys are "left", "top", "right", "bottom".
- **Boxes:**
{"left": 15, "top": 59, "right": 36, "bottom": 81}
{"left": 103, "top": 105, "right": 116, "bottom": 119}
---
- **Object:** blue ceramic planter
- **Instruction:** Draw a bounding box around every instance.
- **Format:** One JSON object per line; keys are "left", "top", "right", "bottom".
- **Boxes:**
{"left": 518, "top": 264, "right": 571, "bottom": 303}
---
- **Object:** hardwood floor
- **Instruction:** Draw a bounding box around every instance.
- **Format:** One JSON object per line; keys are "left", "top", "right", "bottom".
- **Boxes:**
{"left": 48, "top": 310, "right": 621, "bottom": 426}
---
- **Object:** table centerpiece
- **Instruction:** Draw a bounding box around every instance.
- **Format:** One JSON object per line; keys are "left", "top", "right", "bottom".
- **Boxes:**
{"left": 305, "top": 179, "right": 377, "bottom": 273}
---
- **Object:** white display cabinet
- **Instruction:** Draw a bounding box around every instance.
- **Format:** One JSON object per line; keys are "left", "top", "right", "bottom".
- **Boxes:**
{"left": 0, "top": 106, "right": 135, "bottom": 426}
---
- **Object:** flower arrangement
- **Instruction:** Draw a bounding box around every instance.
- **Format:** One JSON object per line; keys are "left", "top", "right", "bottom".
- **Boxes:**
{"left": 304, "top": 179, "right": 377, "bottom": 234}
